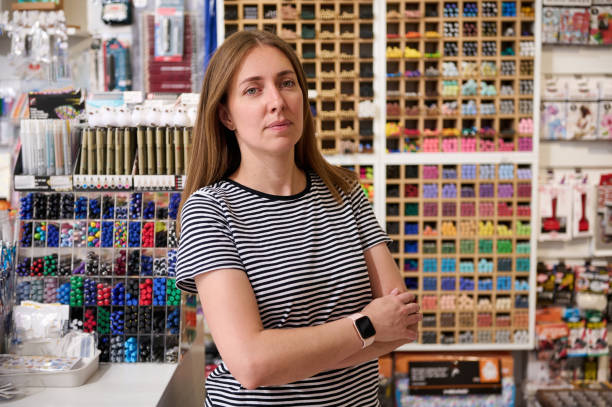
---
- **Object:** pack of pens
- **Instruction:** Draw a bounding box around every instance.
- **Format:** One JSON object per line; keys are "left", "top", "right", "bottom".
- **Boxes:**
{"left": 77, "top": 105, "right": 196, "bottom": 177}
{"left": 19, "top": 119, "right": 80, "bottom": 177}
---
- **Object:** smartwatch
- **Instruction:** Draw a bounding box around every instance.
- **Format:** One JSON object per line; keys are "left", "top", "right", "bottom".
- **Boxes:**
{"left": 348, "top": 313, "right": 376, "bottom": 348}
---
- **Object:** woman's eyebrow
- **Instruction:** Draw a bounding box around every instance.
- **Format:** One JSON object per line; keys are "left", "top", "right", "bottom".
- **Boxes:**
{"left": 239, "top": 70, "right": 295, "bottom": 87}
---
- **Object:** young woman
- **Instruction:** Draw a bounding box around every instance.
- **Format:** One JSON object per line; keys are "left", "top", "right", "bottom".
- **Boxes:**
{"left": 176, "top": 30, "right": 421, "bottom": 406}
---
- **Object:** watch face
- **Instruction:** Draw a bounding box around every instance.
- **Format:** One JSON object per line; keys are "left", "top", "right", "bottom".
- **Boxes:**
{"left": 356, "top": 316, "right": 376, "bottom": 339}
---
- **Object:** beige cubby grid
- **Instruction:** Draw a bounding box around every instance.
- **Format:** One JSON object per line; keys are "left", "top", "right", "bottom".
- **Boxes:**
{"left": 223, "top": 0, "right": 376, "bottom": 154}
{"left": 384, "top": 0, "right": 535, "bottom": 153}
{"left": 384, "top": 163, "right": 531, "bottom": 344}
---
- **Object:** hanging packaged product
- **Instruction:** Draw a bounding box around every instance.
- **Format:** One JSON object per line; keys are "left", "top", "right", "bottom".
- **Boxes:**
{"left": 566, "top": 319, "right": 587, "bottom": 357}
{"left": 542, "top": 7, "right": 561, "bottom": 44}
{"left": 539, "top": 182, "right": 572, "bottom": 241}
{"left": 585, "top": 311, "right": 608, "bottom": 356}
{"left": 554, "top": 262, "right": 575, "bottom": 307}
{"left": 575, "top": 262, "right": 609, "bottom": 311}
{"left": 537, "top": 262, "right": 556, "bottom": 306}
{"left": 589, "top": 5, "right": 612, "bottom": 44}
{"left": 566, "top": 76, "right": 599, "bottom": 140}
{"left": 572, "top": 175, "right": 595, "bottom": 238}
{"left": 104, "top": 39, "right": 132, "bottom": 91}
{"left": 540, "top": 76, "right": 569, "bottom": 140}
{"left": 102, "top": 0, "right": 133, "bottom": 25}
{"left": 594, "top": 176, "right": 612, "bottom": 255}
{"left": 154, "top": 0, "right": 185, "bottom": 62}
{"left": 575, "top": 263, "right": 609, "bottom": 295}
{"left": 597, "top": 78, "right": 612, "bottom": 139}
{"left": 560, "top": 7, "right": 591, "bottom": 44}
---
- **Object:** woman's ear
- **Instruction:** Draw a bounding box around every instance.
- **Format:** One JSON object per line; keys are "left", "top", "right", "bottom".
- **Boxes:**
{"left": 218, "top": 104, "right": 235, "bottom": 131}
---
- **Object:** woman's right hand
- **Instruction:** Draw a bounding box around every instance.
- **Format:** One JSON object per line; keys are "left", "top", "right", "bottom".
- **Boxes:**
{"left": 360, "top": 290, "right": 421, "bottom": 342}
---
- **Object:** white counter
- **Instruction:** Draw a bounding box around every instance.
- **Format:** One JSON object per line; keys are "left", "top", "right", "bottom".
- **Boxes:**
{"left": 4, "top": 363, "right": 177, "bottom": 406}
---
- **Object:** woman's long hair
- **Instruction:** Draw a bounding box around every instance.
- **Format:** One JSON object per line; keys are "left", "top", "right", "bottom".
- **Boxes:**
{"left": 178, "top": 30, "right": 356, "bottom": 231}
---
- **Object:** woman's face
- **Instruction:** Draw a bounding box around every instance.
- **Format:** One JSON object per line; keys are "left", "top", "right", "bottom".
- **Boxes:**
{"left": 219, "top": 45, "right": 304, "bottom": 159}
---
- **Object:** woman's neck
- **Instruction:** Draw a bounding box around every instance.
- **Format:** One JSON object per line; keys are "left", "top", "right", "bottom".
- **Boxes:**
{"left": 229, "top": 158, "right": 306, "bottom": 197}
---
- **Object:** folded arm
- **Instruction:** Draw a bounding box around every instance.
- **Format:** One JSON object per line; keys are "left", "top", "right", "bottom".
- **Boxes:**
{"left": 329, "top": 242, "right": 418, "bottom": 370}
{"left": 195, "top": 269, "right": 365, "bottom": 389}
{"left": 194, "top": 243, "right": 418, "bottom": 389}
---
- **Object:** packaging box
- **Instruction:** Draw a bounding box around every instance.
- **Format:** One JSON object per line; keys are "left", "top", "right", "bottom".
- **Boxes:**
{"left": 566, "top": 77, "right": 599, "bottom": 140}
{"left": 28, "top": 90, "right": 84, "bottom": 120}
{"left": 589, "top": 6, "right": 612, "bottom": 44}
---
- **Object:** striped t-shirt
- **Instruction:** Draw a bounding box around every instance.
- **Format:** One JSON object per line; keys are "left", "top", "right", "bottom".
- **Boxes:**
{"left": 176, "top": 170, "right": 390, "bottom": 407}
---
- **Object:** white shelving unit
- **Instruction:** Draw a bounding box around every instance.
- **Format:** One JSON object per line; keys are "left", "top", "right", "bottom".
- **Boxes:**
{"left": 218, "top": 0, "right": 541, "bottom": 350}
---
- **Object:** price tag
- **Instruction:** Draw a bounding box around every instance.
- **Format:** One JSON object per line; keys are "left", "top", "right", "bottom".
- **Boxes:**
{"left": 180, "top": 93, "right": 201, "bottom": 106}
{"left": 14, "top": 175, "right": 35, "bottom": 190}
{"left": 124, "top": 91, "right": 144, "bottom": 104}
{"left": 49, "top": 176, "right": 72, "bottom": 190}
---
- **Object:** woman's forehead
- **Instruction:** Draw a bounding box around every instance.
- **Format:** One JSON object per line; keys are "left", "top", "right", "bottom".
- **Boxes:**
{"left": 233, "top": 45, "right": 296, "bottom": 82}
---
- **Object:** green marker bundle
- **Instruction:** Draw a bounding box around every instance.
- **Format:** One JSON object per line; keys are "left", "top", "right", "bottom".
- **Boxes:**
{"left": 166, "top": 279, "right": 181, "bottom": 306}
{"left": 97, "top": 307, "right": 110, "bottom": 335}
{"left": 70, "top": 276, "right": 84, "bottom": 306}
{"left": 43, "top": 254, "right": 57, "bottom": 276}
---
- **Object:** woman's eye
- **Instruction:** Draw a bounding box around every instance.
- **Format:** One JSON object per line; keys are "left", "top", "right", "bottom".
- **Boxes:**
{"left": 245, "top": 88, "right": 258, "bottom": 95}
{"left": 282, "top": 79, "right": 295, "bottom": 88}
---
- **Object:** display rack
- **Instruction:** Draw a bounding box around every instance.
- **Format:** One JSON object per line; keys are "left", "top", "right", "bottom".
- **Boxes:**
{"left": 219, "top": 0, "right": 541, "bottom": 350}
{"left": 385, "top": 163, "right": 532, "bottom": 345}
{"left": 384, "top": 0, "right": 536, "bottom": 153}
{"left": 15, "top": 191, "right": 182, "bottom": 363}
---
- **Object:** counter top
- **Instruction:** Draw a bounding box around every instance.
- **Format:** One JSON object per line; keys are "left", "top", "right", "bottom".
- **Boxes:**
{"left": 4, "top": 363, "right": 177, "bottom": 406}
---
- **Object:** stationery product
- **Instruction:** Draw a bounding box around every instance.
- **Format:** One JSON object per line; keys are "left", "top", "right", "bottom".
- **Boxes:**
{"left": 589, "top": 6, "right": 612, "bottom": 45}
{"left": 114, "top": 128, "right": 123, "bottom": 175}
{"left": 567, "top": 77, "right": 599, "bottom": 140}
{"left": 79, "top": 128, "right": 88, "bottom": 175}
{"left": 539, "top": 183, "right": 572, "bottom": 241}
{"left": 95, "top": 128, "right": 105, "bottom": 175}
{"left": 166, "top": 127, "right": 174, "bottom": 175}
{"left": 174, "top": 128, "right": 183, "bottom": 175}
{"left": 137, "top": 126, "right": 146, "bottom": 175}
{"left": 87, "top": 126, "right": 96, "bottom": 175}
{"left": 104, "top": 39, "right": 132, "bottom": 91}
{"left": 183, "top": 127, "right": 191, "bottom": 172}
{"left": 18, "top": 119, "right": 77, "bottom": 176}
{"left": 106, "top": 128, "right": 114, "bottom": 175}
{"left": 124, "top": 128, "right": 134, "bottom": 174}
{"left": 155, "top": 127, "right": 165, "bottom": 175}
{"left": 146, "top": 127, "right": 155, "bottom": 175}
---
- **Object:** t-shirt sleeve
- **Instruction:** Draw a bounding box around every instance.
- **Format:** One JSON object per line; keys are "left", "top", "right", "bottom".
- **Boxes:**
{"left": 175, "top": 191, "right": 245, "bottom": 294}
{"left": 348, "top": 181, "right": 392, "bottom": 252}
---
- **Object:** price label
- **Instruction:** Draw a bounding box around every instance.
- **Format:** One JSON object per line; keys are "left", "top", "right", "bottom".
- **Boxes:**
{"left": 180, "top": 93, "right": 201, "bottom": 106}
{"left": 49, "top": 176, "right": 72, "bottom": 190}
{"left": 14, "top": 175, "right": 35, "bottom": 190}
{"left": 124, "top": 91, "right": 144, "bottom": 104}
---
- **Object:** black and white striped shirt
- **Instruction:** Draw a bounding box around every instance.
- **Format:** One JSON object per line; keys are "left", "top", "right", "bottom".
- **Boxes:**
{"left": 176, "top": 170, "right": 390, "bottom": 406}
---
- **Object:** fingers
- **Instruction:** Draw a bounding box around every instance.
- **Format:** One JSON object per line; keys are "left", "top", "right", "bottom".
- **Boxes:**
{"left": 395, "top": 292, "right": 416, "bottom": 303}
{"left": 405, "top": 312, "right": 422, "bottom": 326}
{"left": 405, "top": 302, "right": 420, "bottom": 314}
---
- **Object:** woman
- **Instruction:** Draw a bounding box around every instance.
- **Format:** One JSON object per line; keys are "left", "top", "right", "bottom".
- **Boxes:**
{"left": 176, "top": 30, "right": 421, "bottom": 406}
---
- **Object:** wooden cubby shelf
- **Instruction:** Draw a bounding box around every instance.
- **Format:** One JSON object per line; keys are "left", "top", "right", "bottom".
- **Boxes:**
{"left": 224, "top": 0, "right": 376, "bottom": 155}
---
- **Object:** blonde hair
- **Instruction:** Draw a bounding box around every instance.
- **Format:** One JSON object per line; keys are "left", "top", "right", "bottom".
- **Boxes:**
{"left": 179, "top": 30, "right": 355, "bottom": 230}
